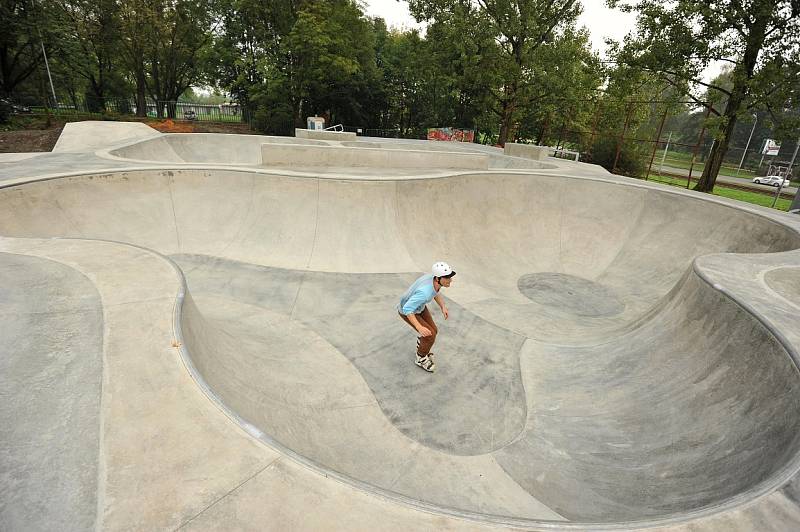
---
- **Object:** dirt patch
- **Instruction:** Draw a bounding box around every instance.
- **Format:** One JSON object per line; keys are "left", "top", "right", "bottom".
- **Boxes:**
{"left": 0, "top": 127, "right": 63, "bottom": 153}
{"left": 141, "top": 119, "right": 256, "bottom": 135}
{"left": 0, "top": 115, "right": 258, "bottom": 153}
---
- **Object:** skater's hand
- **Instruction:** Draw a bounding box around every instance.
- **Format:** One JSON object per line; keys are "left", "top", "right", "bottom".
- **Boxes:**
{"left": 418, "top": 326, "right": 433, "bottom": 337}
{"left": 441, "top": 305, "right": 449, "bottom": 320}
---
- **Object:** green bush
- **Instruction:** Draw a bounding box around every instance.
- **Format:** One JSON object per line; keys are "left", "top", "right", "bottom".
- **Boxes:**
{"left": 588, "top": 135, "right": 648, "bottom": 177}
{"left": 253, "top": 102, "right": 294, "bottom": 136}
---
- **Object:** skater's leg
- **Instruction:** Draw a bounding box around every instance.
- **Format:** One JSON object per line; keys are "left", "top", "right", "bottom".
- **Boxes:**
{"left": 398, "top": 309, "right": 437, "bottom": 356}
{"left": 416, "top": 307, "right": 437, "bottom": 356}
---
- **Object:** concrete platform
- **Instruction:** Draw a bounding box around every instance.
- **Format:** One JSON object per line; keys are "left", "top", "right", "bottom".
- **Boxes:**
{"left": 2, "top": 121, "right": 800, "bottom": 531}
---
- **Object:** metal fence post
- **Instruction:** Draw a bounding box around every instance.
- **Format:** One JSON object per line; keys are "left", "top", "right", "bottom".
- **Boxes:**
{"left": 612, "top": 102, "right": 633, "bottom": 175}
{"left": 687, "top": 105, "right": 712, "bottom": 189}
{"left": 645, "top": 107, "right": 669, "bottom": 180}
{"left": 586, "top": 100, "right": 601, "bottom": 160}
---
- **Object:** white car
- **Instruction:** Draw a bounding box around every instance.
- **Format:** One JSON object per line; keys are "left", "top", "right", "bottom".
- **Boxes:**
{"left": 753, "top": 175, "right": 791, "bottom": 187}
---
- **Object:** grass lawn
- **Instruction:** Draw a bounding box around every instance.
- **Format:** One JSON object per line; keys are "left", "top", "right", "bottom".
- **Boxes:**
{"left": 657, "top": 151, "right": 757, "bottom": 180}
{"left": 643, "top": 174, "right": 792, "bottom": 211}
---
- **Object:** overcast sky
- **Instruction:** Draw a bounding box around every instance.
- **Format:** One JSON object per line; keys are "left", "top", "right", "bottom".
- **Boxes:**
{"left": 362, "top": 0, "right": 724, "bottom": 83}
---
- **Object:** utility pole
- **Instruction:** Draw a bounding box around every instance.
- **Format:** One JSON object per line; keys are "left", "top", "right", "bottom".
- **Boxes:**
{"left": 33, "top": 0, "right": 57, "bottom": 106}
{"left": 771, "top": 138, "right": 798, "bottom": 209}
{"left": 658, "top": 132, "right": 672, "bottom": 175}
{"left": 735, "top": 114, "right": 757, "bottom": 177}
{"left": 758, "top": 139, "right": 768, "bottom": 169}
{"left": 788, "top": 137, "right": 800, "bottom": 176}
{"left": 39, "top": 39, "right": 57, "bottom": 106}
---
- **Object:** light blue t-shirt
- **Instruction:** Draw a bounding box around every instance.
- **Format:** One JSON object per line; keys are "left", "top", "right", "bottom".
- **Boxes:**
{"left": 398, "top": 274, "right": 439, "bottom": 315}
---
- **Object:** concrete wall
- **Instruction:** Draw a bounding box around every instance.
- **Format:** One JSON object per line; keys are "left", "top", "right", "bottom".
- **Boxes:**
{"left": 295, "top": 128, "right": 357, "bottom": 141}
{"left": 261, "top": 143, "right": 490, "bottom": 170}
{"left": 109, "top": 133, "right": 328, "bottom": 164}
{"left": 504, "top": 143, "right": 549, "bottom": 160}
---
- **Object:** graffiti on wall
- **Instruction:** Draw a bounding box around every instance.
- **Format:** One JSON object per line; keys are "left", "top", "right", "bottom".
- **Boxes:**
{"left": 427, "top": 128, "right": 475, "bottom": 142}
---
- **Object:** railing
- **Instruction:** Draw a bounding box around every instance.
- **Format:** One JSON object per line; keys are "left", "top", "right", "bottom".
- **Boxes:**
{"left": 551, "top": 147, "right": 580, "bottom": 161}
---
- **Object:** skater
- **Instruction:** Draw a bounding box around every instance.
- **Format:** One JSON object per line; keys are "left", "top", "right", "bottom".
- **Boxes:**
{"left": 397, "top": 261, "right": 456, "bottom": 372}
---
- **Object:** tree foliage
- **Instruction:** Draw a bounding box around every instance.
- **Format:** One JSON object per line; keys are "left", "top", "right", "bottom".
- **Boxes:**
{"left": 609, "top": 0, "right": 800, "bottom": 191}
{"left": 9, "top": 0, "right": 795, "bottom": 176}
{"left": 1, "top": 0, "right": 64, "bottom": 98}
{"left": 408, "top": 0, "right": 599, "bottom": 145}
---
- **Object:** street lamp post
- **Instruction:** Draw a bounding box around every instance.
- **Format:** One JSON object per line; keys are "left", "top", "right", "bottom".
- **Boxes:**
{"left": 771, "top": 138, "right": 798, "bottom": 209}
{"left": 31, "top": 0, "right": 57, "bottom": 107}
{"left": 735, "top": 114, "right": 757, "bottom": 177}
{"left": 39, "top": 38, "right": 57, "bottom": 107}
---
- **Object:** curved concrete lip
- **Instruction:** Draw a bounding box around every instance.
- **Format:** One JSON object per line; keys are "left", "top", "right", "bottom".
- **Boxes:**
{"left": 96, "top": 131, "right": 560, "bottom": 171}
{"left": 3, "top": 124, "right": 800, "bottom": 531}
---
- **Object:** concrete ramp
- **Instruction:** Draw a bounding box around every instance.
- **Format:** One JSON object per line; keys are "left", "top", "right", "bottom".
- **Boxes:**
{"left": 53, "top": 121, "right": 160, "bottom": 152}
{"left": 260, "top": 143, "right": 489, "bottom": 169}
{"left": 1, "top": 167, "right": 800, "bottom": 526}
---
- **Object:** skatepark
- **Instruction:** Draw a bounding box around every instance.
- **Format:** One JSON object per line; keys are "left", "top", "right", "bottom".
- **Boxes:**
{"left": 2, "top": 121, "right": 800, "bottom": 531}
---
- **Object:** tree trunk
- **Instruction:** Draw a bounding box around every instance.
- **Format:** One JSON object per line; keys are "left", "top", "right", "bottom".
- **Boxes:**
{"left": 693, "top": 9, "right": 769, "bottom": 193}
{"left": 497, "top": 81, "right": 519, "bottom": 147}
{"left": 498, "top": 100, "right": 513, "bottom": 147}
{"left": 693, "top": 83, "right": 745, "bottom": 191}
{"left": 135, "top": 69, "right": 147, "bottom": 117}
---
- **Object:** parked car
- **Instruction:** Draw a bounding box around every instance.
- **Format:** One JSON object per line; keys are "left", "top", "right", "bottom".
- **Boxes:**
{"left": 753, "top": 175, "right": 791, "bottom": 187}
{"left": 0, "top": 98, "right": 31, "bottom": 114}
{"left": 183, "top": 109, "right": 197, "bottom": 120}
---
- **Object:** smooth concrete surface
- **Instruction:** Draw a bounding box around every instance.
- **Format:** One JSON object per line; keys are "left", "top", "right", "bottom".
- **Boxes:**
{"left": 0, "top": 253, "right": 103, "bottom": 531}
{"left": 107, "top": 133, "right": 329, "bottom": 165}
{"left": 0, "top": 153, "right": 45, "bottom": 162}
{"left": 504, "top": 143, "right": 549, "bottom": 160}
{"left": 2, "top": 165, "right": 800, "bottom": 527}
{"left": 261, "top": 142, "right": 490, "bottom": 169}
{"left": 53, "top": 121, "right": 160, "bottom": 152}
{"left": 2, "top": 125, "right": 800, "bottom": 530}
{"left": 104, "top": 132, "right": 545, "bottom": 171}
{"left": 295, "top": 128, "right": 357, "bottom": 140}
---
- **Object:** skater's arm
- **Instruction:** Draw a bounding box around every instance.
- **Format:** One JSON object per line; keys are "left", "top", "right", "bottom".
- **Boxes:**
{"left": 434, "top": 294, "right": 449, "bottom": 320}
{"left": 406, "top": 313, "right": 432, "bottom": 337}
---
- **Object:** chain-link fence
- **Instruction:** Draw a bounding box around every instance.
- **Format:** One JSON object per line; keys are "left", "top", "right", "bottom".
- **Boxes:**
{"left": 525, "top": 98, "right": 798, "bottom": 189}
{"left": 25, "top": 95, "right": 253, "bottom": 125}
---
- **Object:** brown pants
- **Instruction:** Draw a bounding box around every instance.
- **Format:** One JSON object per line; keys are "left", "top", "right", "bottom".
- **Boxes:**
{"left": 399, "top": 306, "right": 438, "bottom": 356}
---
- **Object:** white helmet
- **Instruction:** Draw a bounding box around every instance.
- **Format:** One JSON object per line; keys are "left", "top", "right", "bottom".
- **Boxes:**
{"left": 432, "top": 261, "right": 455, "bottom": 278}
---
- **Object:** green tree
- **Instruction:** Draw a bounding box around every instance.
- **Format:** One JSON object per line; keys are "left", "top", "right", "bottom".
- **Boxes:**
{"left": 118, "top": 0, "right": 155, "bottom": 116}
{"left": 210, "top": 0, "right": 288, "bottom": 115}
{"left": 118, "top": 0, "right": 218, "bottom": 118}
{"left": 609, "top": 0, "right": 800, "bottom": 192}
{"left": 377, "top": 28, "right": 435, "bottom": 136}
{"left": 147, "top": 0, "right": 218, "bottom": 117}
{"left": 409, "top": 0, "right": 588, "bottom": 145}
{"left": 284, "top": 0, "right": 380, "bottom": 126}
{"left": 56, "top": 0, "right": 126, "bottom": 111}
{"left": 213, "top": 0, "right": 384, "bottom": 134}
{"left": 1, "top": 0, "right": 63, "bottom": 99}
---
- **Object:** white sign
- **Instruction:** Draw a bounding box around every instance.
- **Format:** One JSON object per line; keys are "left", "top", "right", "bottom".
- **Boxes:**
{"left": 762, "top": 139, "right": 781, "bottom": 156}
